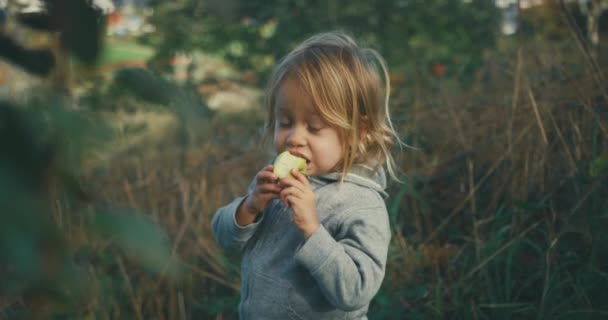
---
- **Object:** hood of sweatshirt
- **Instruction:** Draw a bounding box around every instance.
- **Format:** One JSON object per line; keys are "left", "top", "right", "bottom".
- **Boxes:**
{"left": 309, "top": 164, "right": 388, "bottom": 199}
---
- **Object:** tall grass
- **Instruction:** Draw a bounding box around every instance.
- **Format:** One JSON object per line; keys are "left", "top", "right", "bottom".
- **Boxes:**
{"left": 15, "top": 33, "right": 606, "bottom": 320}
{"left": 74, "top": 111, "right": 268, "bottom": 319}
{"left": 373, "top": 37, "right": 608, "bottom": 319}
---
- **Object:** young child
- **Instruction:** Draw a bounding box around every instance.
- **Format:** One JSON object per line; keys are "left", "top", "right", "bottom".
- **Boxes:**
{"left": 212, "top": 31, "right": 401, "bottom": 319}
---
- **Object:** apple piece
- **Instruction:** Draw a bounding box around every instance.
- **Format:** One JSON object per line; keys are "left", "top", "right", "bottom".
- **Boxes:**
{"left": 273, "top": 151, "right": 307, "bottom": 179}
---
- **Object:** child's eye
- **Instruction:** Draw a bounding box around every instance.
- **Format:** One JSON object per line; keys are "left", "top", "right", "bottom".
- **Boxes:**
{"left": 277, "top": 118, "right": 291, "bottom": 127}
{"left": 308, "top": 119, "right": 326, "bottom": 133}
{"left": 308, "top": 125, "right": 323, "bottom": 133}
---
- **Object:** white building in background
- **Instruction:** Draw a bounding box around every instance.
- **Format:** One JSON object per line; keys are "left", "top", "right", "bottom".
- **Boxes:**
{"left": 495, "top": 0, "right": 600, "bottom": 35}
{"left": 0, "top": 0, "right": 120, "bottom": 100}
{"left": 1, "top": 0, "right": 153, "bottom": 37}
{"left": 106, "top": 0, "right": 154, "bottom": 37}
{"left": 0, "top": 0, "right": 115, "bottom": 13}
{"left": 16, "top": 0, "right": 44, "bottom": 13}
{"left": 495, "top": 0, "right": 545, "bottom": 35}
{"left": 91, "top": 0, "right": 116, "bottom": 14}
{"left": 496, "top": 0, "right": 519, "bottom": 35}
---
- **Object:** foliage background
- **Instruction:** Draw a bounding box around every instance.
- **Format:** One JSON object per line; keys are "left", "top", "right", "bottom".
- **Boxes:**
{"left": 1, "top": 0, "right": 607, "bottom": 319}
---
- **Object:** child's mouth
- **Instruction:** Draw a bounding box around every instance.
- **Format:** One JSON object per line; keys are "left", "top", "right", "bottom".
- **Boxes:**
{"left": 288, "top": 150, "right": 309, "bottom": 163}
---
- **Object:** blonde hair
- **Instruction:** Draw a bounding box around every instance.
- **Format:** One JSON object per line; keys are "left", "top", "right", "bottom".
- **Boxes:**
{"left": 265, "top": 31, "right": 402, "bottom": 181}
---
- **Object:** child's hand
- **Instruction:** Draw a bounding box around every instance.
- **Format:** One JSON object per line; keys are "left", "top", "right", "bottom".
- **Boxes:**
{"left": 244, "top": 165, "right": 282, "bottom": 215}
{"left": 279, "top": 168, "right": 320, "bottom": 239}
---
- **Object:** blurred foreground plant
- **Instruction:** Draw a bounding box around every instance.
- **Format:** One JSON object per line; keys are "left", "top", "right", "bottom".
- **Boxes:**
{"left": 0, "top": 1, "right": 180, "bottom": 318}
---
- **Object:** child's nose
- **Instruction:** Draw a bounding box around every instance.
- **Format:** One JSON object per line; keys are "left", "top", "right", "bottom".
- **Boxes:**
{"left": 287, "top": 125, "right": 306, "bottom": 147}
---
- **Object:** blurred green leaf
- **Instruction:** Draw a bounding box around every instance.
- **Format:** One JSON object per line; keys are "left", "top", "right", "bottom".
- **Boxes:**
{"left": 59, "top": 0, "right": 106, "bottom": 63}
{"left": 590, "top": 157, "right": 608, "bottom": 177}
{"left": 0, "top": 35, "right": 55, "bottom": 76}
{"left": 88, "top": 210, "right": 178, "bottom": 277}
{"left": 113, "top": 67, "right": 175, "bottom": 105}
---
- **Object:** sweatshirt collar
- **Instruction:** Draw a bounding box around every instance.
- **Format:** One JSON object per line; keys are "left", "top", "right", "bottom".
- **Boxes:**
{"left": 309, "top": 164, "right": 388, "bottom": 199}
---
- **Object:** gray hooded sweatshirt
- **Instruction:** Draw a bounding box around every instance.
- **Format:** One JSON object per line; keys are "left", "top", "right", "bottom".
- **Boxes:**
{"left": 211, "top": 164, "right": 391, "bottom": 319}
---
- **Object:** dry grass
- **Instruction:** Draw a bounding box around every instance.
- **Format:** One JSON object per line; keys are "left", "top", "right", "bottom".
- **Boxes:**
{"left": 41, "top": 38, "right": 608, "bottom": 319}
{"left": 380, "top": 38, "right": 608, "bottom": 317}
{"left": 66, "top": 110, "right": 268, "bottom": 318}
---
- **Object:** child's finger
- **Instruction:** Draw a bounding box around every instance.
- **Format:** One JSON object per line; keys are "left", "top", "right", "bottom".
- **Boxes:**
{"left": 280, "top": 186, "right": 303, "bottom": 201}
{"left": 290, "top": 169, "right": 309, "bottom": 185}
{"left": 279, "top": 177, "right": 307, "bottom": 193}
{"left": 278, "top": 178, "right": 299, "bottom": 192}
{"left": 257, "top": 170, "right": 278, "bottom": 183}
{"left": 260, "top": 192, "right": 280, "bottom": 202}
{"left": 259, "top": 183, "right": 282, "bottom": 194}
{"left": 279, "top": 190, "right": 290, "bottom": 208}
{"left": 279, "top": 186, "right": 289, "bottom": 201}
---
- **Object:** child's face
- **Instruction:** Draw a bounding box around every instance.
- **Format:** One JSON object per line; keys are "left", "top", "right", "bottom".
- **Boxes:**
{"left": 273, "top": 77, "right": 343, "bottom": 176}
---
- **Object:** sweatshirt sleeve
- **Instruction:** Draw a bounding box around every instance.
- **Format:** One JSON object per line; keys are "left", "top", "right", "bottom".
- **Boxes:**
{"left": 211, "top": 195, "right": 264, "bottom": 253}
{"left": 294, "top": 205, "right": 391, "bottom": 311}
